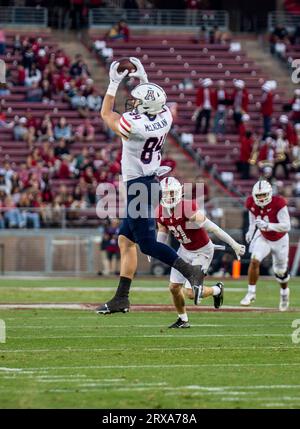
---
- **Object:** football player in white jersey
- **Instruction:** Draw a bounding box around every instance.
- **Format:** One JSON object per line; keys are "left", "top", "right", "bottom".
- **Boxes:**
{"left": 96, "top": 58, "right": 206, "bottom": 314}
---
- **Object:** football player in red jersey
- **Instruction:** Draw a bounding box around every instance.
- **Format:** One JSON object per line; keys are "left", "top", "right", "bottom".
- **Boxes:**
{"left": 241, "top": 180, "right": 291, "bottom": 311}
{"left": 157, "top": 177, "right": 246, "bottom": 328}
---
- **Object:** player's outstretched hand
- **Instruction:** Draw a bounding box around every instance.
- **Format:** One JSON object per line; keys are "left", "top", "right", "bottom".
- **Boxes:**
{"left": 245, "top": 230, "right": 252, "bottom": 243}
{"left": 255, "top": 219, "right": 269, "bottom": 231}
{"left": 232, "top": 243, "right": 246, "bottom": 260}
{"left": 128, "top": 57, "right": 148, "bottom": 83}
{"left": 109, "top": 61, "right": 128, "bottom": 85}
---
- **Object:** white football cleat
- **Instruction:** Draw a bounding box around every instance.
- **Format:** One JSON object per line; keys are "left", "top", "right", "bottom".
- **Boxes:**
{"left": 240, "top": 292, "right": 256, "bottom": 306}
{"left": 279, "top": 292, "right": 290, "bottom": 312}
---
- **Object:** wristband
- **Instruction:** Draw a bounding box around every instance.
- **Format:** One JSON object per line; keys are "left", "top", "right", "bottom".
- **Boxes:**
{"left": 106, "top": 81, "right": 119, "bottom": 97}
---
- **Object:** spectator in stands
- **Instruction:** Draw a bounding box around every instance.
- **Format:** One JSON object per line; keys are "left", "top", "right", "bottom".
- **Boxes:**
{"left": 231, "top": 79, "right": 249, "bottom": 129}
{"left": 0, "top": 171, "right": 11, "bottom": 195}
{"left": 260, "top": 81, "right": 276, "bottom": 137}
{"left": 69, "top": 54, "right": 90, "bottom": 78}
{"left": 54, "top": 138, "right": 70, "bottom": 158}
{"left": 25, "top": 64, "right": 42, "bottom": 87}
{"left": 54, "top": 117, "right": 73, "bottom": 142}
{"left": 193, "top": 78, "right": 213, "bottom": 134}
{"left": 17, "top": 65, "right": 26, "bottom": 86}
{"left": 212, "top": 79, "right": 228, "bottom": 134}
{"left": 75, "top": 119, "right": 95, "bottom": 142}
{"left": 26, "top": 81, "right": 43, "bottom": 102}
{"left": 106, "top": 20, "right": 130, "bottom": 42}
{"left": 272, "top": 128, "right": 290, "bottom": 179}
{"left": 12, "top": 34, "right": 22, "bottom": 55}
{"left": 41, "top": 79, "right": 53, "bottom": 103}
{"left": 239, "top": 113, "right": 252, "bottom": 137}
{"left": 3, "top": 195, "right": 25, "bottom": 228}
{"left": 237, "top": 130, "right": 254, "bottom": 180}
{"left": 22, "top": 46, "right": 35, "bottom": 71}
{"left": 209, "top": 25, "right": 223, "bottom": 44}
{"left": 0, "top": 27, "right": 6, "bottom": 56}
{"left": 279, "top": 114, "right": 296, "bottom": 146}
{"left": 292, "top": 125, "right": 300, "bottom": 171}
{"left": 290, "top": 89, "right": 300, "bottom": 124}
{"left": 13, "top": 117, "right": 29, "bottom": 142}
{"left": 270, "top": 23, "right": 290, "bottom": 54}
{"left": 119, "top": 20, "right": 130, "bottom": 42}
{"left": 292, "top": 173, "right": 300, "bottom": 196}
{"left": 195, "top": 25, "right": 210, "bottom": 44}
{"left": 18, "top": 192, "right": 40, "bottom": 229}
{"left": 37, "top": 114, "right": 54, "bottom": 142}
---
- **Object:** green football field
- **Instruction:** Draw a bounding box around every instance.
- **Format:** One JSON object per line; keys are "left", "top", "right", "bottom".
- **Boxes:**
{"left": 0, "top": 276, "right": 300, "bottom": 409}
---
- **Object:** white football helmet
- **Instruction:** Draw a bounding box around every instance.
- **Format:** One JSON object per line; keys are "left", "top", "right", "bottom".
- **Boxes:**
{"left": 128, "top": 83, "right": 167, "bottom": 115}
{"left": 160, "top": 177, "right": 183, "bottom": 209}
{"left": 252, "top": 180, "right": 272, "bottom": 207}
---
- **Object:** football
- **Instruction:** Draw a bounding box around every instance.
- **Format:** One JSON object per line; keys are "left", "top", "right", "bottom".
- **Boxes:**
{"left": 117, "top": 57, "right": 137, "bottom": 74}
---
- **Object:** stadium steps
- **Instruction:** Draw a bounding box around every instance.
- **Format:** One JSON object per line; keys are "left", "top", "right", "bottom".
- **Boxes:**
{"left": 240, "top": 38, "right": 296, "bottom": 98}
{"left": 51, "top": 30, "right": 106, "bottom": 93}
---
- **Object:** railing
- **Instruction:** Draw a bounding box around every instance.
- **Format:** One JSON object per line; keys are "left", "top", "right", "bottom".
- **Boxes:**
{"left": 268, "top": 11, "right": 300, "bottom": 32}
{"left": 0, "top": 7, "right": 48, "bottom": 27}
{"left": 89, "top": 8, "right": 229, "bottom": 30}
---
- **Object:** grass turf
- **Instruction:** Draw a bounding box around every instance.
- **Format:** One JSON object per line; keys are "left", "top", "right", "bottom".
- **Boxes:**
{"left": 0, "top": 277, "right": 300, "bottom": 409}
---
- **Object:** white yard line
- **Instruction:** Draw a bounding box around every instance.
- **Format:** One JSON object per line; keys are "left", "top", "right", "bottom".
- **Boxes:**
{"left": 7, "top": 333, "right": 292, "bottom": 339}
{"left": 0, "top": 287, "right": 246, "bottom": 292}
{"left": 1, "top": 363, "right": 300, "bottom": 371}
{"left": 0, "top": 303, "right": 279, "bottom": 311}
{"left": 5, "top": 323, "right": 291, "bottom": 329}
{"left": 0, "top": 345, "right": 296, "bottom": 354}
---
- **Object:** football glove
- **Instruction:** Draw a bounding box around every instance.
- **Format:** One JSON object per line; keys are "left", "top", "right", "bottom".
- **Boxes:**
{"left": 245, "top": 230, "right": 253, "bottom": 243}
{"left": 107, "top": 61, "right": 128, "bottom": 96}
{"left": 232, "top": 243, "right": 246, "bottom": 260}
{"left": 128, "top": 57, "right": 148, "bottom": 83}
{"left": 255, "top": 219, "right": 269, "bottom": 231}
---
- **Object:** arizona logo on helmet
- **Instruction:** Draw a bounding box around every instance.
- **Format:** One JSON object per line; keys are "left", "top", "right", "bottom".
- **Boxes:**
{"left": 145, "top": 89, "right": 155, "bottom": 101}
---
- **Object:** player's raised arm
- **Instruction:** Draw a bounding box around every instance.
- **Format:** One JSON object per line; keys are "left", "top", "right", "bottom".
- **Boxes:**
{"left": 100, "top": 61, "right": 128, "bottom": 137}
{"left": 190, "top": 210, "right": 246, "bottom": 260}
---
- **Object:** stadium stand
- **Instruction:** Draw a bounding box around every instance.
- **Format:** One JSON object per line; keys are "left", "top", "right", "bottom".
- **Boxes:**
{"left": 0, "top": 31, "right": 128, "bottom": 228}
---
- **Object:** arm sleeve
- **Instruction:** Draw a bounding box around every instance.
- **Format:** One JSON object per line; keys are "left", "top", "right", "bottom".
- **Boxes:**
{"left": 201, "top": 218, "right": 237, "bottom": 248}
{"left": 248, "top": 211, "right": 256, "bottom": 236}
{"left": 267, "top": 206, "right": 291, "bottom": 232}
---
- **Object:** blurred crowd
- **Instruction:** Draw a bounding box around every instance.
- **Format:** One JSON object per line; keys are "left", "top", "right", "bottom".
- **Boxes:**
{"left": 0, "top": 32, "right": 124, "bottom": 229}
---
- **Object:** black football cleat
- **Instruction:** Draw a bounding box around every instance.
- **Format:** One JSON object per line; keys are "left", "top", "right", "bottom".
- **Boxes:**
{"left": 96, "top": 297, "right": 130, "bottom": 314}
{"left": 213, "top": 282, "right": 224, "bottom": 309}
{"left": 168, "top": 318, "right": 190, "bottom": 328}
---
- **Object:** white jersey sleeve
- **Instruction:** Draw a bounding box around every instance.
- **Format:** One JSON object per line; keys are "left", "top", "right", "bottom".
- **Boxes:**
{"left": 119, "top": 106, "right": 173, "bottom": 182}
{"left": 267, "top": 206, "right": 291, "bottom": 232}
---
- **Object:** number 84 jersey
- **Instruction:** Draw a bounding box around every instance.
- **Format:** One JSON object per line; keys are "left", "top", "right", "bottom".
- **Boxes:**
{"left": 118, "top": 107, "right": 173, "bottom": 182}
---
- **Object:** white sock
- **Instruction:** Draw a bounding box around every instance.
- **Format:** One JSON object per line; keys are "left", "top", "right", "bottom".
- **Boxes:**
{"left": 212, "top": 286, "right": 221, "bottom": 296}
{"left": 280, "top": 287, "right": 290, "bottom": 296}
{"left": 178, "top": 313, "right": 188, "bottom": 322}
{"left": 248, "top": 285, "right": 256, "bottom": 294}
